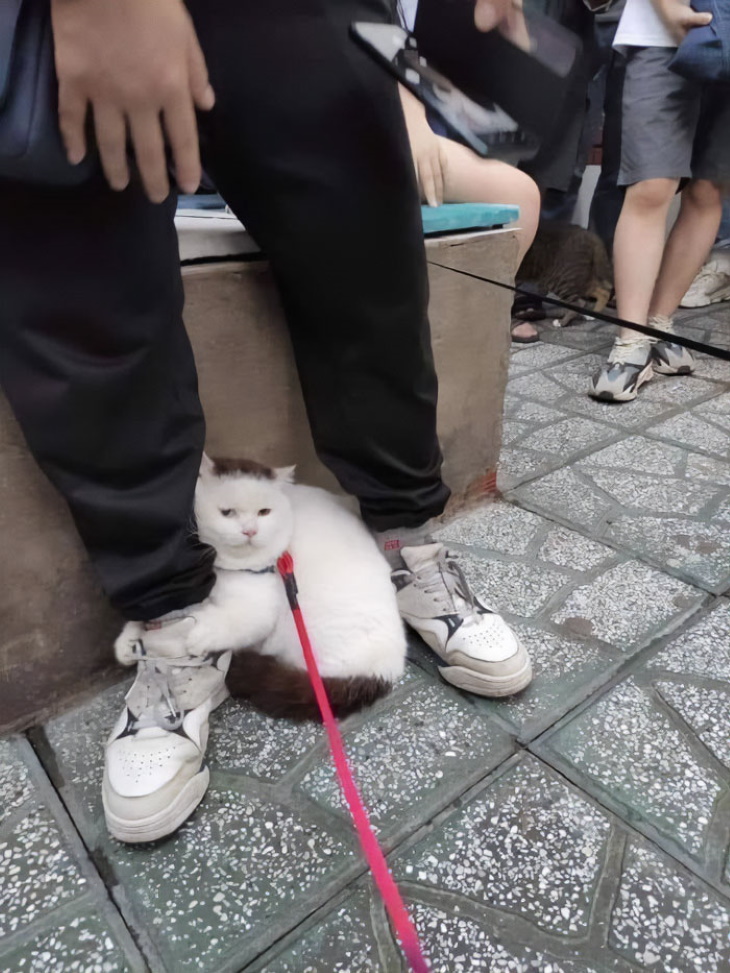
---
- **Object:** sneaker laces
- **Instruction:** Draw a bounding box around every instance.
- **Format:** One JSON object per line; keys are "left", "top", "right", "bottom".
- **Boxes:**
{"left": 608, "top": 337, "right": 651, "bottom": 365}
{"left": 125, "top": 641, "right": 212, "bottom": 733}
{"left": 417, "top": 550, "right": 482, "bottom": 626}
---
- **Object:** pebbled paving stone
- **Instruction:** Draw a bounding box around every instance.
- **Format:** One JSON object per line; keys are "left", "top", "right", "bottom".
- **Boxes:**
{"left": 0, "top": 911, "right": 133, "bottom": 973}
{"left": 0, "top": 806, "right": 87, "bottom": 939}
{"left": 655, "top": 682, "right": 730, "bottom": 767}
{"left": 541, "top": 680, "right": 724, "bottom": 857}
{"left": 255, "top": 892, "right": 382, "bottom": 972}
{"left": 299, "top": 681, "right": 513, "bottom": 836}
{"left": 610, "top": 841, "right": 730, "bottom": 972}
{"left": 511, "top": 434, "right": 730, "bottom": 591}
{"left": 395, "top": 756, "right": 611, "bottom": 936}
{"left": 106, "top": 788, "right": 355, "bottom": 973}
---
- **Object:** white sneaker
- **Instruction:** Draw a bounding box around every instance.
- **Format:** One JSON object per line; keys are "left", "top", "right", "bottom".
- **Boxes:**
{"left": 392, "top": 544, "right": 532, "bottom": 697}
{"left": 680, "top": 256, "right": 730, "bottom": 308}
{"left": 103, "top": 641, "right": 230, "bottom": 843}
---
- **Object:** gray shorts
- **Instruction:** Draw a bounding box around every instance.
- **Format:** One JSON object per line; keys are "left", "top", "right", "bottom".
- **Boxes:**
{"left": 618, "top": 46, "right": 730, "bottom": 186}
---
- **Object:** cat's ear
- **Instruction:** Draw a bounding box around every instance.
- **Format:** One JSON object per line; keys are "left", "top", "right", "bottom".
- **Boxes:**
{"left": 199, "top": 452, "right": 216, "bottom": 478}
{"left": 275, "top": 465, "right": 296, "bottom": 485}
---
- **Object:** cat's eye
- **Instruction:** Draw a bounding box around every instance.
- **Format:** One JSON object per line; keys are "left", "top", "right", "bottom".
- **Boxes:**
{"left": 258, "top": 508, "right": 271, "bottom": 517}
{"left": 220, "top": 508, "right": 235, "bottom": 517}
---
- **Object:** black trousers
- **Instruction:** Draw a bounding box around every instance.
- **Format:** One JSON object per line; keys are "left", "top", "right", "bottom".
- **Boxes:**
{"left": 0, "top": 0, "right": 449, "bottom": 621}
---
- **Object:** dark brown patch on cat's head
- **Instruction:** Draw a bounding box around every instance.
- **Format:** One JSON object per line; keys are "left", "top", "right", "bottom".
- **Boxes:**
{"left": 209, "top": 457, "right": 275, "bottom": 479}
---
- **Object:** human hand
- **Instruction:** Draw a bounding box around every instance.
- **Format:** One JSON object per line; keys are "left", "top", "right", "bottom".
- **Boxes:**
{"left": 475, "top": 0, "right": 531, "bottom": 49}
{"left": 399, "top": 86, "right": 447, "bottom": 207}
{"left": 51, "top": 0, "right": 215, "bottom": 202}
{"left": 653, "top": 0, "right": 712, "bottom": 42}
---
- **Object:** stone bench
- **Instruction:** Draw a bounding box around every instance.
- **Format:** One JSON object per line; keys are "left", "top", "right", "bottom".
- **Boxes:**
{"left": 0, "top": 213, "right": 519, "bottom": 731}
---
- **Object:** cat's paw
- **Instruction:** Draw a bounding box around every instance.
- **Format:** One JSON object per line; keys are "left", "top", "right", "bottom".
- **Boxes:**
{"left": 114, "top": 621, "right": 145, "bottom": 666}
{"left": 183, "top": 614, "right": 231, "bottom": 656}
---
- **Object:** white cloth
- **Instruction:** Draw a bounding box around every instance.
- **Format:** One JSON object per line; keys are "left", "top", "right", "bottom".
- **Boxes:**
{"left": 399, "top": 0, "right": 418, "bottom": 31}
{"left": 613, "top": 0, "right": 678, "bottom": 49}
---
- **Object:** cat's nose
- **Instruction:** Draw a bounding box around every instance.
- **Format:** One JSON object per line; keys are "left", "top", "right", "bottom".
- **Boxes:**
{"left": 242, "top": 528, "right": 258, "bottom": 538}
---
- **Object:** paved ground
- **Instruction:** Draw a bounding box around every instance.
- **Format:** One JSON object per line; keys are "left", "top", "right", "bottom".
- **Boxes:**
{"left": 1, "top": 305, "right": 729, "bottom": 973}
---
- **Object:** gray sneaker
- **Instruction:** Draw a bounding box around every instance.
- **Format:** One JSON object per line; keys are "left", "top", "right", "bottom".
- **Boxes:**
{"left": 590, "top": 338, "right": 654, "bottom": 402}
{"left": 393, "top": 544, "right": 532, "bottom": 697}
{"left": 103, "top": 641, "right": 230, "bottom": 844}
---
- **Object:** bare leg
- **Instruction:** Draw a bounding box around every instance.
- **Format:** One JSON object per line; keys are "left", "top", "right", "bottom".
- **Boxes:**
{"left": 434, "top": 137, "right": 541, "bottom": 339}
{"left": 613, "top": 177, "right": 678, "bottom": 339}
{"left": 437, "top": 137, "right": 540, "bottom": 262}
{"left": 649, "top": 179, "right": 723, "bottom": 318}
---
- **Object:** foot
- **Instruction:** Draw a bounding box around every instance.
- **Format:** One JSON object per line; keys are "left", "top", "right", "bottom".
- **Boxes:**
{"left": 648, "top": 317, "right": 695, "bottom": 375}
{"left": 680, "top": 258, "right": 730, "bottom": 308}
{"left": 511, "top": 320, "right": 540, "bottom": 344}
{"left": 392, "top": 543, "right": 532, "bottom": 697}
{"left": 103, "top": 638, "right": 230, "bottom": 843}
{"left": 589, "top": 337, "right": 654, "bottom": 402}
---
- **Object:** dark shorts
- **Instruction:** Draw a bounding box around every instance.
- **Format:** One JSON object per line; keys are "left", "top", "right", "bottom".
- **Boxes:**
{"left": 618, "top": 46, "right": 730, "bottom": 186}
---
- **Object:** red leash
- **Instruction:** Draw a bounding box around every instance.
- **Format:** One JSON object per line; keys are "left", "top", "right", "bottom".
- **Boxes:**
{"left": 277, "top": 553, "right": 429, "bottom": 973}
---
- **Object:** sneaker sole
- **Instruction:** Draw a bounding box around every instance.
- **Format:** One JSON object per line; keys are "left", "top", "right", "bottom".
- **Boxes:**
{"left": 439, "top": 657, "right": 533, "bottom": 698}
{"left": 652, "top": 362, "right": 696, "bottom": 376}
{"left": 590, "top": 361, "right": 654, "bottom": 402}
{"left": 103, "top": 766, "right": 210, "bottom": 844}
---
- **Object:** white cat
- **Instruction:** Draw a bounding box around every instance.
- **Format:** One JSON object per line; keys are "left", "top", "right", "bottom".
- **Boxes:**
{"left": 115, "top": 456, "right": 406, "bottom": 719}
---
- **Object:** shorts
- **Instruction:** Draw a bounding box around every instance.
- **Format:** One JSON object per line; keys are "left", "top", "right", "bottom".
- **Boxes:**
{"left": 618, "top": 46, "right": 730, "bottom": 187}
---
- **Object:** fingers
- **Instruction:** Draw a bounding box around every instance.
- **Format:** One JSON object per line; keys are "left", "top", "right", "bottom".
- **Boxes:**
{"left": 474, "top": 0, "right": 512, "bottom": 32}
{"left": 163, "top": 93, "right": 202, "bottom": 194}
{"left": 129, "top": 110, "right": 170, "bottom": 203}
{"left": 680, "top": 9, "right": 713, "bottom": 26}
{"left": 187, "top": 29, "right": 215, "bottom": 111}
{"left": 419, "top": 155, "right": 442, "bottom": 208}
{"left": 93, "top": 103, "right": 129, "bottom": 191}
{"left": 57, "top": 83, "right": 89, "bottom": 165}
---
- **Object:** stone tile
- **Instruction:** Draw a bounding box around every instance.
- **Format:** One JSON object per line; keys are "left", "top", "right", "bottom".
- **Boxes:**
{"left": 656, "top": 682, "right": 730, "bottom": 767}
{"left": 649, "top": 411, "right": 730, "bottom": 462}
{"left": 395, "top": 756, "right": 612, "bottom": 936}
{"left": 0, "top": 806, "right": 87, "bottom": 938}
{"left": 509, "top": 343, "right": 579, "bottom": 374}
{"left": 543, "top": 680, "right": 724, "bottom": 856}
{"left": 607, "top": 516, "right": 730, "bottom": 591}
{"left": 646, "top": 601, "right": 730, "bottom": 680}
{"left": 503, "top": 399, "right": 567, "bottom": 424}
{"left": 436, "top": 502, "right": 545, "bottom": 556}
{"left": 609, "top": 840, "right": 730, "bottom": 972}
{"left": 107, "top": 787, "right": 354, "bottom": 973}
{"left": 537, "top": 353, "right": 611, "bottom": 396}
{"left": 538, "top": 319, "right": 614, "bottom": 353}
{"left": 551, "top": 561, "right": 701, "bottom": 650}
{"left": 208, "top": 698, "right": 322, "bottom": 781}
{"left": 257, "top": 892, "right": 381, "bottom": 972}
{"left": 511, "top": 435, "right": 730, "bottom": 590}
{"left": 516, "top": 416, "right": 616, "bottom": 457}
{"left": 502, "top": 419, "right": 533, "bottom": 447}
{"left": 536, "top": 526, "right": 616, "bottom": 572}
{"left": 477, "top": 624, "right": 622, "bottom": 738}
{"left": 409, "top": 902, "right": 603, "bottom": 973}
{"left": 299, "top": 682, "right": 512, "bottom": 834}
{"left": 497, "top": 446, "right": 553, "bottom": 490}
{"left": 507, "top": 370, "right": 567, "bottom": 404}
{"left": 43, "top": 680, "right": 130, "bottom": 827}
{"left": 0, "top": 911, "right": 133, "bottom": 973}
{"left": 456, "top": 549, "right": 572, "bottom": 618}
{"left": 0, "top": 737, "right": 34, "bottom": 826}
{"left": 693, "top": 353, "right": 730, "bottom": 383}
{"left": 561, "top": 394, "right": 679, "bottom": 431}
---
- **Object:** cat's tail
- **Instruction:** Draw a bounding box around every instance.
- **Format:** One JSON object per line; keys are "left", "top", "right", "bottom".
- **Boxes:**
{"left": 226, "top": 650, "right": 392, "bottom": 722}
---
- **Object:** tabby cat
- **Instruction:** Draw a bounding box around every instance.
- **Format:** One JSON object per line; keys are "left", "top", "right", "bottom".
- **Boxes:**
{"left": 516, "top": 221, "right": 613, "bottom": 327}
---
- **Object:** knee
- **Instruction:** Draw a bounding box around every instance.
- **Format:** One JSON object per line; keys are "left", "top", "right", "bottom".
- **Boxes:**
{"left": 625, "top": 178, "right": 677, "bottom": 211}
{"left": 684, "top": 179, "right": 723, "bottom": 210}
{"left": 513, "top": 171, "right": 540, "bottom": 249}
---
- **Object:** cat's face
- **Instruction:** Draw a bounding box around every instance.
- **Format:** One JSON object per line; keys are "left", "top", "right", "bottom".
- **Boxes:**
{"left": 195, "top": 459, "right": 294, "bottom": 562}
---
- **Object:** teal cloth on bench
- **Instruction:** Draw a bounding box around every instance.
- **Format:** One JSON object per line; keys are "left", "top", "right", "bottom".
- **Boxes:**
{"left": 421, "top": 203, "right": 519, "bottom": 236}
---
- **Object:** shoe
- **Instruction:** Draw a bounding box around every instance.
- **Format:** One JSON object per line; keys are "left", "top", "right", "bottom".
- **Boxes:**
{"left": 103, "top": 641, "right": 230, "bottom": 843}
{"left": 680, "top": 257, "right": 730, "bottom": 308}
{"left": 392, "top": 543, "right": 532, "bottom": 697}
{"left": 648, "top": 315, "right": 695, "bottom": 375}
{"left": 589, "top": 337, "right": 653, "bottom": 402}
